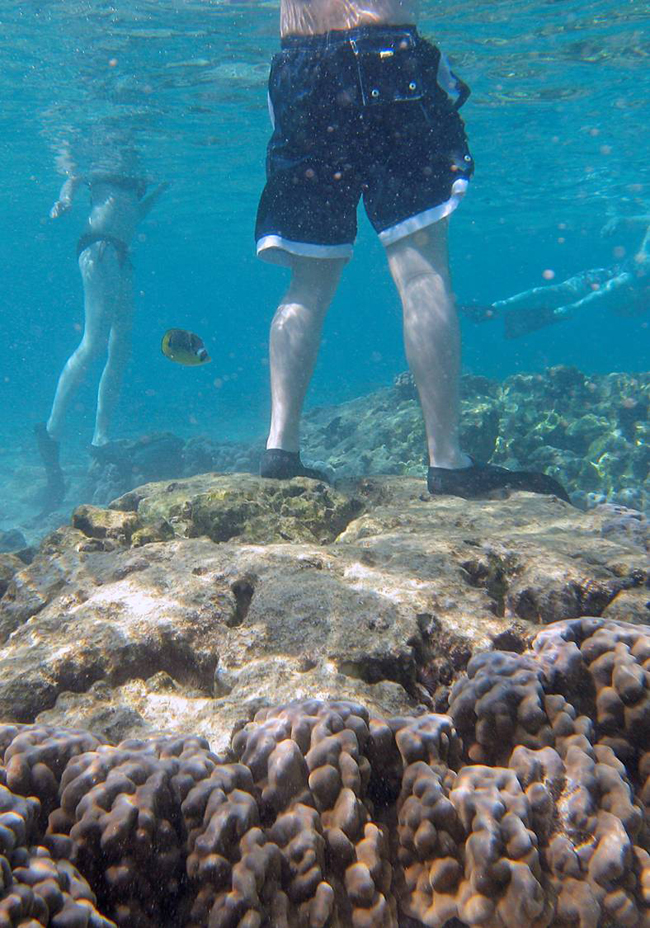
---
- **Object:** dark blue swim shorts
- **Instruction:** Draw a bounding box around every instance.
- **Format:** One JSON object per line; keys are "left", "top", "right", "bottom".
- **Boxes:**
{"left": 255, "top": 25, "right": 474, "bottom": 264}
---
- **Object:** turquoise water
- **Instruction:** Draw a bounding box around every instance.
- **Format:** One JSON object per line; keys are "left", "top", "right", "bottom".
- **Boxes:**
{"left": 0, "top": 0, "right": 648, "bottom": 451}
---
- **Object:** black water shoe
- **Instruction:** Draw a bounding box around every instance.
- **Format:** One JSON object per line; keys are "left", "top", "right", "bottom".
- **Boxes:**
{"left": 88, "top": 440, "right": 129, "bottom": 465}
{"left": 428, "top": 458, "right": 570, "bottom": 502}
{"left": 34, "top": 423, "right": 65, "bottom": 509}
{"left": 260, "top": 449, "right": 329, "bottom": 483}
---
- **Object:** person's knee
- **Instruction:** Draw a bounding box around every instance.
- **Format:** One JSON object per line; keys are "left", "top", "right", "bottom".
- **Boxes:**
{"left": 75, "top": 334, "right": 106, "bottom": 366}
{"left": 387, "top": 223, "right": 451, "bottom": 292}
{"left": 399, "top": 269, "right": 452, "bottom": 312}
{"left": 287, "top": 257, "right": 344, "bottom": 310}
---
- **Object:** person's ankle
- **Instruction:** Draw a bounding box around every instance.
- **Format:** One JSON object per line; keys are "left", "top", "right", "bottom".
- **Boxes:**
{"left": 266, "top": 442, "right": 300, "bottom": 454}
{"left": 429, "top": 452, "right": 472, "bottom": 471}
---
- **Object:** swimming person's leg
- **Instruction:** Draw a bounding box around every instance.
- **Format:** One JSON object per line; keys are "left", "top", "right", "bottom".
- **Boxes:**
{"left": 266, "top": 256, "right": 344, "bottom": 454}
{"left": 387, "top": 220, "right": 470, "bottom": 470}
{"left": 93, "top": 258, "right": 134, "bottom": 446}
{"left": 46, "top": 243, "right": 115, "bottom": 440}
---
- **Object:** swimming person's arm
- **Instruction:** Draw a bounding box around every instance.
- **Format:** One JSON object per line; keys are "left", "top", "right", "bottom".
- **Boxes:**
{"left": 138, "top": 182, "right": 170, "bottom": 220}
{"left": 551, "top": 268, "right": 635, "bottom": 321}
{"left": 493, "top": 268, "right": 610, "bottom": 313}
{"left": 502, "top": 267, "right": 628, "bottom": 339}
{"left": 50, "top": 175, "right": 83, "bottom": 219}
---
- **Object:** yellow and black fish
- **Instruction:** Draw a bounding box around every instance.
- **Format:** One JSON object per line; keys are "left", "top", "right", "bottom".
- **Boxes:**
{"left": 161, "top": 329, "right": 211, "bottom": 366}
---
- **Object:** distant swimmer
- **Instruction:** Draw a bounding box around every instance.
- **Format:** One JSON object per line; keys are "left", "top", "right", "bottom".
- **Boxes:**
{"left": 461, "top": 215, "right": 650, "bottom": 339}
{"left": 36, "top": 165, "right": 169, "bottom": 511}
{"left": 161, "top": 329, "right": 211, "bottom": 366}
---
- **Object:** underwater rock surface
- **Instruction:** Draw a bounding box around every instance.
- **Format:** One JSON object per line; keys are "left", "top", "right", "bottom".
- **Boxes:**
{"left": 0, "top": 475, "right": 648, "bottom": 748}
{"left": 0, "top": 476, "right": 649, "bottom": 924}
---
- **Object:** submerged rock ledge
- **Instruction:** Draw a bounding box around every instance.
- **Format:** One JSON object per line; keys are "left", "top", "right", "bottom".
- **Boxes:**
{"left": 0, "top": 474, "right": 649, "bottom": 926}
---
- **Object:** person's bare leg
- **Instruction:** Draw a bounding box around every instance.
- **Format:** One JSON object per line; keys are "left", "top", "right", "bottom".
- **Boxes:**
{"left": 386, "top": 220, "right": 470, "bottom": 469}
{"left": 47, "top": 245, "right": 113, "bottom": 440}
{"left": 266, "top": 256, "right": 344, "bottom": 452}
{"left": 37, "top": 243, "right": 112, "bottom": 509}
{"left": 92, "top": 258, "right": 133, "bottom": 446}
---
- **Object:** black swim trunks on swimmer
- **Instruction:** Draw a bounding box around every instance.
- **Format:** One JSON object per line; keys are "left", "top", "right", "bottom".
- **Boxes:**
{"left": 76, "top": 232, "right": 131, "bottom": 268}
{"left": 255, "top": 25, "right": 474, "bottom": 264}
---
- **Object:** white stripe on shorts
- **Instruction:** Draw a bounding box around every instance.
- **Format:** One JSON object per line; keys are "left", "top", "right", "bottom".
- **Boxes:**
{"left": 257, "top": 234, "right": 354, "bottom": 265}
{"left": 378, "top": 178, "right": 469, "bottom": 247}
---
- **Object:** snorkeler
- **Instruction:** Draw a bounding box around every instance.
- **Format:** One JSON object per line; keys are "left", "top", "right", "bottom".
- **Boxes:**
{"left": 254, "top": 0, "right": 568, "bottom": 501}
{"left": 462, "top": 216, "right": 650, "bottom": 339}
{"left": 35, "top": 170, "right": 168, "bottom": 509}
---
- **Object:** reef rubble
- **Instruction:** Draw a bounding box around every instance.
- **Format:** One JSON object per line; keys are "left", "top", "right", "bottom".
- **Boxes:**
{"left": 0, "top": 473, "right": 649, "bottom": 925}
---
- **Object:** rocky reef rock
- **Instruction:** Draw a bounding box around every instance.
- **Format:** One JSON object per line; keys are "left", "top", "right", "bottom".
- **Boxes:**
{"left": 88, "top": 432, "right": 186, "bottom": 505}
{"left": 2, "top": 615, "right": 650, "bottom": 926}
{"left": 0, "top": 474, "right": 647, "bottom": 755}
{"left": 0, "top": 528, "right": 27, "bottom": 554}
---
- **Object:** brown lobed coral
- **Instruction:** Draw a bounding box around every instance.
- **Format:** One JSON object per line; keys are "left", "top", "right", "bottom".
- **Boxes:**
{"left": 0, "top": 618, "right": 649, "bottom": 927}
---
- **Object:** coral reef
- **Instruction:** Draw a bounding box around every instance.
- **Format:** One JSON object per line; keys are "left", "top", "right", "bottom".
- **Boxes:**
{"left": 88, "top": 433, "right": 186, "bottom": 506}
{"left": 2, "top": 367, "right": 646, "bottom": 550}
{"left": 300, "top": 366, "right": 650, "bottom": 514}
{"left": 1, "top": 459, "right": 649, "bottom": 924}
{"left": 0, "top": 530, "right": 26, "bottom": 555}
{"left": 0, "top": 618, "right": 649, "bottom": 925}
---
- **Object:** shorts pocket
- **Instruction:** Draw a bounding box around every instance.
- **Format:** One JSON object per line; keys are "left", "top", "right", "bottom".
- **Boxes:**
{"left": 350, "top": 32, "right": 425, "bottom": 106}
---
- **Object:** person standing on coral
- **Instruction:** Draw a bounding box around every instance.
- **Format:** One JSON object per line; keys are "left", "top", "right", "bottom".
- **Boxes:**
{"left": 36, "top": 168, "right": 168, "bottom": 510}
{"left": 255, "top": 0, "right": 568, "bottom": 501}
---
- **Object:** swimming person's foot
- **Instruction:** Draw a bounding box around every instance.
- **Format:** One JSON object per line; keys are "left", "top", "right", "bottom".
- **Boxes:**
{"left": 427, "top": 457, "right": 570, "bottom": 502}
{"left": 260, "top": 449, "right": 330, "bottom": 483}
{"left": 34, "top": 423, "right": 65, "bottom": 509}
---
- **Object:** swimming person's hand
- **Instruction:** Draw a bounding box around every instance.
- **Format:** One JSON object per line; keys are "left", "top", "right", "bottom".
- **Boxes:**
{"left": 49, "top": 198, "right": 71, "bottom": 219}
{"left": 601, "top": 216, "right": 621, "bottom": 237}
